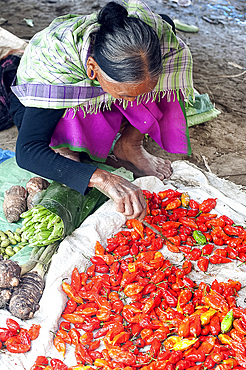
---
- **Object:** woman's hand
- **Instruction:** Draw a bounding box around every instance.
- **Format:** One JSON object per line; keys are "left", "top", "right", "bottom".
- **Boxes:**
{"left": 88, "top": 169, "right": 147, "bottom": 220}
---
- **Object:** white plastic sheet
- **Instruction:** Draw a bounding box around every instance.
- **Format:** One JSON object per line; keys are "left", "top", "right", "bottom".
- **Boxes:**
{"left": 1, "top": 160, "right": 246, "bottom": 369}
{"left": 0, "top": 27, "right": 27, "bottom": 60}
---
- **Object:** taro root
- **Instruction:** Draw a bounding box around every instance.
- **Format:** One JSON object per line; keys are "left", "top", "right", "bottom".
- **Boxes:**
{"left": 26, "top": 177, "right": 50, "bottom": 210}
{"left": 26, "top": 177, "right": 50, "bottom": 195}
{"left": 9, "top": 271, "right": 45, "bottom": 320}
{"left": 27, "top": 193, "right": 37, "bottom": 210}
{"left": 0, "top": 256, "right": 21, "bottom": 288}
{"left": 0, "top": 288, "right": 12, "bottom": 308}
{"left": 3, "top": 185, "right": 27, "bottom": 223}
{"left": 8, "top": 242, "right": 58, "bottom": 319}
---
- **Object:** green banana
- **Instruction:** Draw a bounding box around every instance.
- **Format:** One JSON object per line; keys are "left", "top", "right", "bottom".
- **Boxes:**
{"left": 174, "top": 19, "right": 199, "bottom": 33}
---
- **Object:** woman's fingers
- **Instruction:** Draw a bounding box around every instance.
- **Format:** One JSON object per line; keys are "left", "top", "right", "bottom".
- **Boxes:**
{"left": 121, "top": 192, "right": 146, "bottom": 220}
{"left": 119, "top": 184, "right": 147, "bottom": 219}
{"left": 89, "top": 169, "right": 147, "bottom": 219}
{"left": 137, "top": 190, "right": 148, "bottom": 221}
{"left": 112, "top": 182, "right": 146, "bottom": 219}
{"left": 124, "top": 187, "right": 147, "bottom": 220}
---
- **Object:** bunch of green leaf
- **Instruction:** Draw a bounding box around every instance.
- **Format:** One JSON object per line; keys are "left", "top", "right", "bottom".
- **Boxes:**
{"left": 20, "top": 205, "right": 64, "bottom": 247}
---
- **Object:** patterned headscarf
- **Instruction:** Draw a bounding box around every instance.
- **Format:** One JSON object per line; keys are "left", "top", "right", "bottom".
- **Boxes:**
{"left": 11, "top": 0, "right": 193, "bottom": 113}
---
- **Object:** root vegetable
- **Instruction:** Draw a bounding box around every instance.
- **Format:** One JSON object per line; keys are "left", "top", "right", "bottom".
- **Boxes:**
{"left": 27, "top": 192, "right": 45, "bottom": 210}
{"left": 9, "top": 271, "right": 45, "bottom": 320}
{"left": 27, "top": 193, "right": 36, "bottom": 210}
{"left": 8, "top": 242, "right": 59, "bottom": 319}
{"left": 0, "top": 288, "right": 12, "bottom": 308}
{"left": 3, "top": 185, "right": 27, "bottom": 223}
{"left": 26, "top": 177, "right": 50, "bottom": 195}
{"left": 0, "top": 255, "right": 21, "bottom": 288}
{"left": 26, "top": 177, "right": 50, "bottom": 210}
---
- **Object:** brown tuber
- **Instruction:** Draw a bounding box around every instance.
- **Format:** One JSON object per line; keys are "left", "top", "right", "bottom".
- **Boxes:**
{"left": 27, "top": 193, "right": 38, "bottom": 210}
{"left": 26, "top": 177, "right": 50, "bottom": 195}
{"left": 3, "top": 185, "right": 27, "bottom": 223}
{"left": 9, "top": 271, "right": 45, "bottom": 320}
{"left": 0, "top": 288, "right": 12, "bottom": 308}
{"left": 26, "top": 177, "right": 50, "bottom": 210}
{"left": 0, "top": 255, "right": 21, "bottom": 288}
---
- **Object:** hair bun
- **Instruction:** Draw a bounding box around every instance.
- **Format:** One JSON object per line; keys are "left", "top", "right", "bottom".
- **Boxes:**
{"left": 98, "top": 2, "right": 128, "bottom": 28}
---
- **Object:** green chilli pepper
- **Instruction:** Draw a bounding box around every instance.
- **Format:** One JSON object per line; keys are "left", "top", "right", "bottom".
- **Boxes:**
{"left": 193, "top": 230, "right": 207, "bottom": 245}
{"left": 221, "top": 309, "right": 234, "bottom": 333}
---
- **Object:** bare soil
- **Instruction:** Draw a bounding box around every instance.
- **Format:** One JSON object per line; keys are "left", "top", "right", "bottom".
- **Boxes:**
{"left": 0, "top": 0, "right": 245, "bottom": 186}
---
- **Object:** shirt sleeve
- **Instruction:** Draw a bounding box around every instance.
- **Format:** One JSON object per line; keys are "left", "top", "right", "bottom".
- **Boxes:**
{"left": 14, "top": 100, "right": 98, "bottom": 195}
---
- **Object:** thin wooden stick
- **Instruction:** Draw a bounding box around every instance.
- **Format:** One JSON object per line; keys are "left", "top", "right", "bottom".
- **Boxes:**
{"left": 218, "top": 70, "right": 246, "bottom": 78}
{"left": 142, "top": 220, "right": 175, "bottom": 245}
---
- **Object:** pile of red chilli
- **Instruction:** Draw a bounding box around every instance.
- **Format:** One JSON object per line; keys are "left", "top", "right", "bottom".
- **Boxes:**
{"left": 37, "top": 189, "right": 246, "bottom": 370}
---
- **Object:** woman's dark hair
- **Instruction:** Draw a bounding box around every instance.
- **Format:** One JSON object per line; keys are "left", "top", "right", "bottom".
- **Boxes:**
{"left": 94, "top": 1, "right": 162, "bottom": 83}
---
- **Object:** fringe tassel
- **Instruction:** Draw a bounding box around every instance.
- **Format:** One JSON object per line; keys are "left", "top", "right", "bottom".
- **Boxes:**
{"left": 66, "top": 87, "right": 194, "bottom": 118}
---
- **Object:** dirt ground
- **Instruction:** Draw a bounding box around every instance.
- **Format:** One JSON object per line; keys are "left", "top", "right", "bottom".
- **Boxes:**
{"left": 0, "top": 0, "right": 245, "bottom": 187}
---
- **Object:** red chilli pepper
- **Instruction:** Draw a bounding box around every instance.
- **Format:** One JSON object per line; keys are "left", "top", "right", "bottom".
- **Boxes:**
{"left": 199, "top": 198, "right": 217, "bottom": 213}
{"left": 6, "top": 318, "right": 20, "bottom": 332}
{"left": 197, "top": 257, "right": 209, "bottom": 272}
{"left": 30, "top": 356, "right": 49, "bottom": 370}
{"left": 209, "top": 255, "right": 231, "bottom": 264}
{"left": 179, "top": 217, "right": 198, "bottom": 230}
{"left": 50, "top": 358, "right": 68, "bottom": 370}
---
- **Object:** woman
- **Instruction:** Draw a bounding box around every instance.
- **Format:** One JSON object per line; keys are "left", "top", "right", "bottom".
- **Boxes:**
{"left": 10, "top": 0, "right": 193, "bottom": 220}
